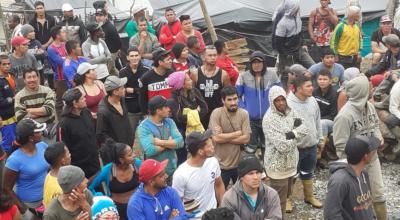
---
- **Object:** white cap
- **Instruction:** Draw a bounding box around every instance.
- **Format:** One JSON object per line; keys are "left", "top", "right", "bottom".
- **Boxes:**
{"left": 77, "top": 62, "right": 98, "bottom": 75}
{"left": 62, "top": 3, "right": 73, "bottom": 12}
{"left": 132, "top": 4, "right": 147, "bottom": 15}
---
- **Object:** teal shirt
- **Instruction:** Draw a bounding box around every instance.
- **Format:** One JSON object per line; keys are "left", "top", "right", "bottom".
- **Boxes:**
{"left": 244, "top": 192, "right": 257, "bottom": 210}
{"left": 136, "top": 118, "right": 184, "bottom": 176}
{"left": 125, "top": 20, "right": 155, "bottom": 39}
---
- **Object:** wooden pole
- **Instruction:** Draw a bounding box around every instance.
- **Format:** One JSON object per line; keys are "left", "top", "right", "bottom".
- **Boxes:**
{"left": 0, "top": 2, "right": 9, "bottom": 51}
{"left": 198, "top": 0, "right": 218, "bottom": 43}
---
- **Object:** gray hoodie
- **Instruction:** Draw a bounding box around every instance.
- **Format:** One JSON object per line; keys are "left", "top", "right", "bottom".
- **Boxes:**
{"left": 221, "top": 180, "right": 282, "bottom": 220}
{"left": 324, "top": 162, "right": 375, "bottom": 220}
{"left": 287, "top": 92, "right": 322, "bottom": 148}
{"left": 333, "top": 75, "right": 383, "bottom": 158}
{"left": 263, "top": 86, "right": 309, "bottom": 179}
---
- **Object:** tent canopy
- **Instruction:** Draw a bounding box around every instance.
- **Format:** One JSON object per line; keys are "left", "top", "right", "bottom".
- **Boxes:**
{"left": 149, "top": 0, "right": 389, "bottom": 28}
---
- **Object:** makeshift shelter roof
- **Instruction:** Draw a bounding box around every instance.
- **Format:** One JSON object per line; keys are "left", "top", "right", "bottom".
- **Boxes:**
{"left": 150, "top": 0, "right": 388, "bottom": 28}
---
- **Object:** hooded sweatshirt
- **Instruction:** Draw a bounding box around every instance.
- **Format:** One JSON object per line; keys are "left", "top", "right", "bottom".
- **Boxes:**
{"left": 272, "top": 0, "right": 302, "bottom": 55}
{"left": 236, "top": 51, "right": 281, "bottom": 120}
{"left": 263, "top": 86, "right": 309, "bottom": 179}
{"left": 221, "top": 180, "right": 282, "bottom": 220}
{"left": 58, "top": 16, "right": 87, "bottom": 45}
{"left": 127, "top": 183, "right": 186, "bottom": 220}
{"left": 324, "top": 162, "right": 375, "bottom": 220}
{"left": 333, "top": 75, "right": 383, "bottom": 157}
{"left": 287, "top": 92, "right": 322, "bottom": 148}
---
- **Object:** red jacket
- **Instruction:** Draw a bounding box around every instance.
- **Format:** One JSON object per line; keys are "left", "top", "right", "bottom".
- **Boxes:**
{"left": 216, "top": 55, "right": 239, "bottom": 86}
{"left": 176, "top": 30, "right": 205, "bottom": 53}
{"left": 159, "top": 21, "right": 181, "bottom": 50}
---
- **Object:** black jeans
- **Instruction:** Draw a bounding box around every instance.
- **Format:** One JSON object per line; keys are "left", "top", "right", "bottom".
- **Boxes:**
{"left": 221, "top": 168, "right": 238, "bottom": 189}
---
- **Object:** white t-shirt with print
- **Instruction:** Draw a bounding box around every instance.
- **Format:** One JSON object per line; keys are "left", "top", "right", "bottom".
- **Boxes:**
{"left": 172, "top": 157, "right": 221, "bottom": 219}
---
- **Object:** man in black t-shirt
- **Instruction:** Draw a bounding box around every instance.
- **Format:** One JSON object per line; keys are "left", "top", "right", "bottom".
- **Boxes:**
{"left": 371, "top": 15, "right": 400, "bottom": 65}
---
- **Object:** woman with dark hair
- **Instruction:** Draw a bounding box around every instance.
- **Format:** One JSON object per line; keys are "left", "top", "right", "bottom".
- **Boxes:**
{"left": 3, "top": 119, "right": 49, "bottom": 220}
{"left": 74, "top": 62, "right": 106, "bottom": 119}
{"left": 89, "top": 139, "right": 140, "bottom": 220}
{"left": 167, "top": 71, "right": 208, "bottom": 164}
{"left": 0, "top": 188, "right": 21, "bottom": 220}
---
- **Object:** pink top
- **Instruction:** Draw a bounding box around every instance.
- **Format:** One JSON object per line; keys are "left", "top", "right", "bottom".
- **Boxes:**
{"left": 176, "top": 30, "right": 205, "bottom": 53}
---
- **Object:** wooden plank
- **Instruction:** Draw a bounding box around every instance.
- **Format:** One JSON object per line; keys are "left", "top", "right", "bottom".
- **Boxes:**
{"left": 231, "top": 56, "right": 250, "bottom": 64}
{"left": 225, "top": 38, "right": 247, "bottom": 50}
{"left": 227, "top": 48, "right": 250, "bottom": 57}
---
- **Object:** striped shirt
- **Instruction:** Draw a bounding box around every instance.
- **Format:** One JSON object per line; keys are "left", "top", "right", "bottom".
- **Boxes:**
{"left": 14, "top": 85, "right": 56, "bottom": 123}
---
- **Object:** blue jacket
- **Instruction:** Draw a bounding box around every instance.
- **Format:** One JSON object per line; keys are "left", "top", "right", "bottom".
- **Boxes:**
{"left": 236, "top": 69, "right": 281, "bottom": 120}
{"left": 88, "top": 160, "right": 141, "bottom": 197}
{"left": 63, "top": 57, "right": 88, "bottom": 89}
{"left": 127, "top": 183, "right": 186, "bottom": 220}
{"left": 136, "top": 118, "right": 184, "bottom": 176}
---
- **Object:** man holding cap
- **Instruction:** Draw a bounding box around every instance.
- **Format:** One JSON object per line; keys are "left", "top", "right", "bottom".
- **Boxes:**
{"left": 324, "top": 135, "right": 378, "bottom": 220}
{"left": 127, "top": 159, "right": 186, "bottom": 220}
{"left": 221, "top": 155, "right": 282, "bottom": 220}
{"left": 59, "top": 3, "right": 87, "bottom": 44}
{"left": 43, "top": 165, "right": 93, "bottom": 220}
{"left": 8, "top": 36, "right": 38, "bottom": 91}
{"left": 136, "top": 95, "right": 184, "bottom": 182}
{"left": 58, "top": 88, "right": 100, "bottom": 179}
{"left": 371, "top": 15, "right": 400, "bottom": 65}
{"left": 97, "top": 75, "right": 133, "bottom": 146}
{"left": 172, "top": 130, "right": 225, "bottom": 219}
{"left": 139, "top": 48, "right": 173, "bottom": 114}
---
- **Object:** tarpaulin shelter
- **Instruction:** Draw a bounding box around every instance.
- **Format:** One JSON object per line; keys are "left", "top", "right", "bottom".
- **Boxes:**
{"left": 149, "top": 0, "right": 389, "bottom": 64}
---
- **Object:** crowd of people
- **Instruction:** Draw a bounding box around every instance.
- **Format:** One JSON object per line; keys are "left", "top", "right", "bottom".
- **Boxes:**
{"left": 0, "top": 0, "right": 400, "bottom": 219}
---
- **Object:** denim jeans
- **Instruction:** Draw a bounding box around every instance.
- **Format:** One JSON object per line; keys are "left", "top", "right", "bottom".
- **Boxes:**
{"left": 321, "top": 119, "right": 333, "bottom": 136}
{"left": 298, "top": 145, "right": 317, "bottom": 180}
{"left": 249, "top": 119, "right": 265, "bottom": 150}
{"left": 221, "top": 168, "right": 238, "bottom": 189}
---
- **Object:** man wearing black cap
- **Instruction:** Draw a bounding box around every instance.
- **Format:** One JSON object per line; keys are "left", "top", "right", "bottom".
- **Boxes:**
{"left": 95, "top": 8, "right": 121, "bottom": 75}
{"left": 236, "top": 51, "right": 281, "bottom": 155}
{"left": 82, "top": 22, "right": 112, "bottom": 81}
{"left": 135, "top": 95, "right": 184, "bottom": 183}
{"left": 93, "top": 0, "right": 113, "bottom": 23}
{"left": 97, "top": 76, "right": 133, "bottom": 147}
{"left": 139, "top": 48, "right": 173, "bottom": 114}
{"left": 324, "top": 135, "right": 379, "bottom": 220}
{"left": 172, "top": 130, "right": 225, "bottom": 219}
{"left": 221, "top": 155, "right": 282, "bottom": 220}
{"left": 58, "top": 88, "right": 100, "bottom": 179}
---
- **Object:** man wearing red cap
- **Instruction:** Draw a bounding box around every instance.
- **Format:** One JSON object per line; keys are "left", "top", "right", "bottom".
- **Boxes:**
{"left": 127, "top": 159, "right": 186, "bottom": 220}
{"left": 8, "top": 36, "right": 38, "bottom": 91}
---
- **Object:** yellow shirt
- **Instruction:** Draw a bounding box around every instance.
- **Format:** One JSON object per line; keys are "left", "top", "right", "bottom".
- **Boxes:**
{"left": 42, "top": 173, "right": 63, "bottom": 208}
{"left": 331, "top": 20, "right": 362, "bottom": 56}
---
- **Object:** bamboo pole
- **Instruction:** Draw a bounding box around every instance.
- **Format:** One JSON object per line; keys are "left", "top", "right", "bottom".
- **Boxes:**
{"left": 198, "top": 0, "right": 218, "bottom": 43}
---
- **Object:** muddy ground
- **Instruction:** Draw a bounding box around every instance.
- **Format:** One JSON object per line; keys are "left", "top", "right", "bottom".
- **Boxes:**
{"left": 281, "top": 161, "right": 400, "bottom": 220}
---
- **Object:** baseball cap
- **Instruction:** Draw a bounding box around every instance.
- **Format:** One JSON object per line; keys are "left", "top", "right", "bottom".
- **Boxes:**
{"left": 345, "top": 135, "right": 381, "bottom": 164}
{"left": 61, "top": 3, "right": 73, "bottom": 12}
{"left": 139, "top": 159, "right": 168, "bottom": 182}
{"left": 104, "top": 75, "right": 127, "bottom": 92}
{"left": 250, "top": 51, "right": 265, "bottom": 62}
{"left": 152, "top": 48, "right": 170, "bottom": 63}
{"left": 383, "top": 34, "right": 400, "bottom": 47}
{"left": 62, "top": 88, "right": 82, "bottom": 106}
{"left": 185, "top": 129, "right": 213, "bottom": 153}
{"left": 86, "top": 22, "right": 103, "bottom": 32}
{"left": 77, "top": 62, "right": 98, "bottom": 75}
{"left": 148, "top": 95, "right": 167, "bottom": 113}
{"left": 380, "top": 15, "right": 392, "bottom": 23}
{"left": 11, "top": 36, "right": 29, "bottom": 47}
{"left": 95, "top": 8, "right": 107, "bottom": 16}
{"left": 93, "top": 0, "right": 106, "bottom": 10}
{"left": 16, "top": 118, "right": 47, "bottom": 139}
{"left": 132, "top": 4, "right": 147, "bottom": 15}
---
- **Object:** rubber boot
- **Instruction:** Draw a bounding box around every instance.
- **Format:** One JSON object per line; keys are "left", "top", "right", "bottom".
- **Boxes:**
{"left": 302, "top": 179, "right": 323, "bottom": 208}
{"left": 285, "top": 196, "right": 293, "bottom": 213}
{"left": 373, "top": 202, "right": 388, "bottom": 220}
